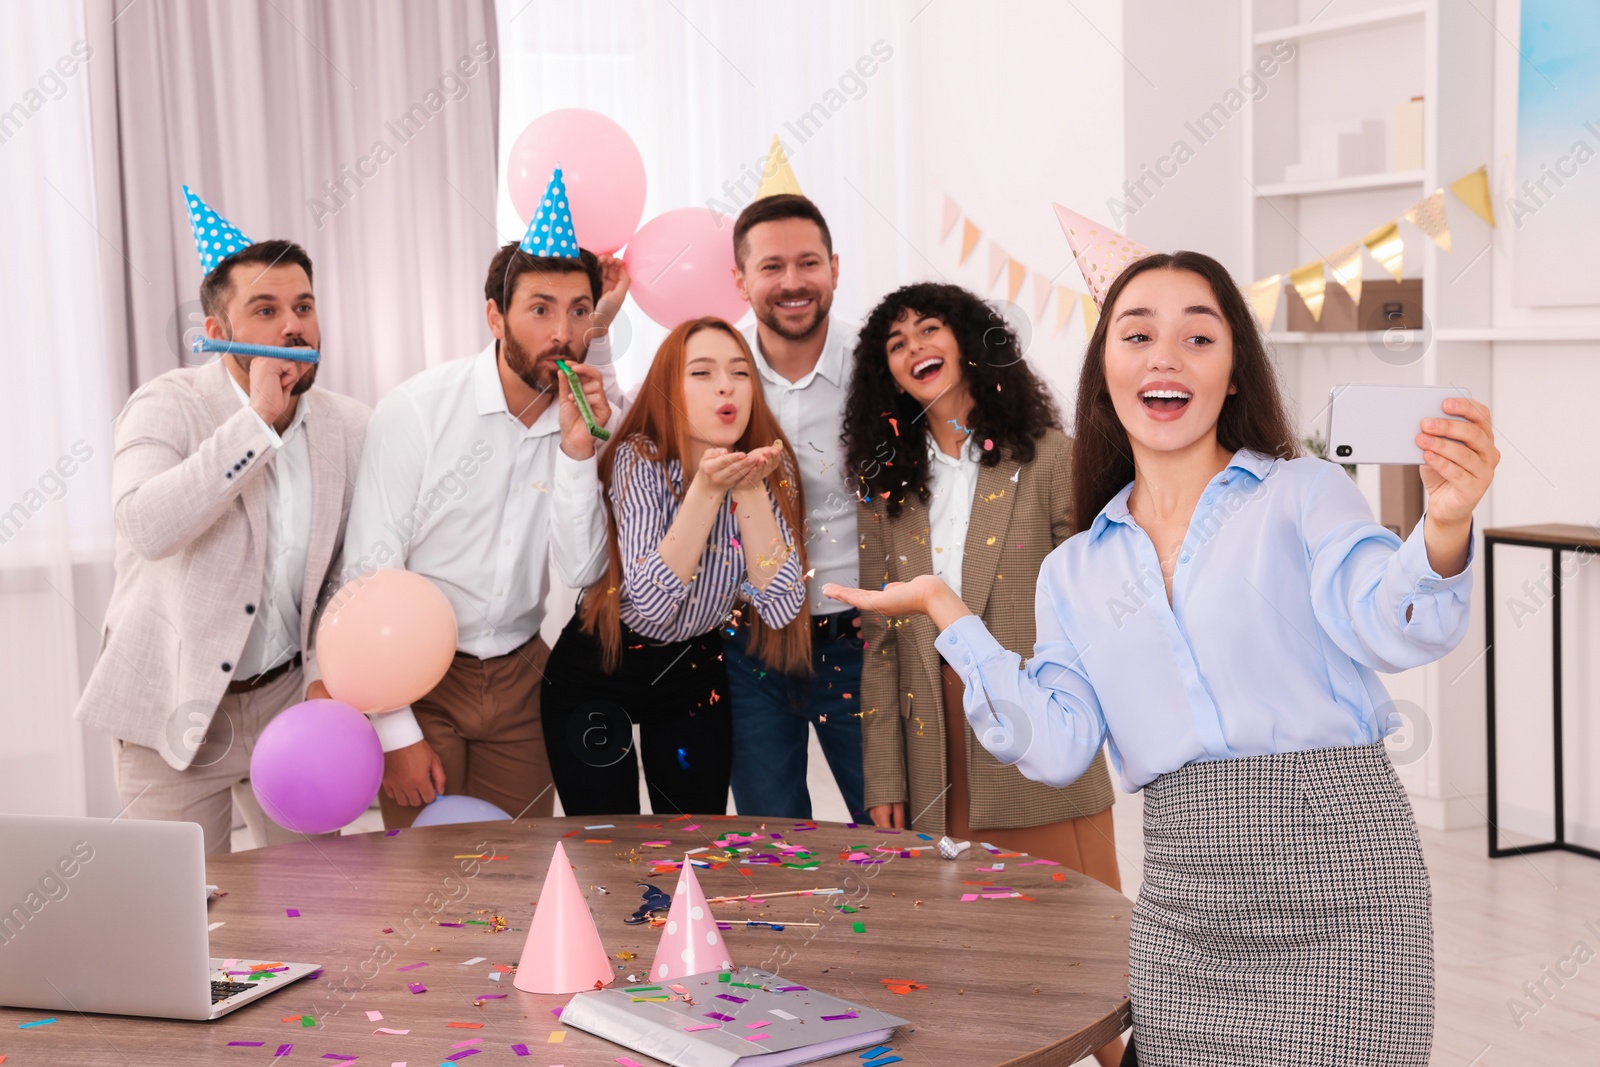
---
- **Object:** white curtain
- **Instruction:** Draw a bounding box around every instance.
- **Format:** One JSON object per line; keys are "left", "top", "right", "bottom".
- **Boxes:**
{"left": 0, "top": 0, "right": 111, "bottom": 816}
{"left": 494, "top": 0, "right": 926, "bottom": 393}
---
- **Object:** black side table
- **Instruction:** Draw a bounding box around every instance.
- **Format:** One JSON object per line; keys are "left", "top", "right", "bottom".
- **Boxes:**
{"left": 1485, "top": 524, "right": 1600, "bottom": 860}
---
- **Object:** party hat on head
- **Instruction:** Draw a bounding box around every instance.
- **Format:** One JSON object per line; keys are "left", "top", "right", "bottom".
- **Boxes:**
{"left": 648, "top": 858, "right": 733, "bottom": 982}
{"left": 1053, "top": 203, "right": 1157, "bottom": 308}
{"left": 182, "top": 185, "right": 254, "bottom": 275}
{"left": 519, "top": 167, "right": 582, "bottom": 259}
{"left": 513, "top": 841, "right": 613, "bottom": 993}
{"left": 754, "top": 135, "right": 803, "bottom": 200}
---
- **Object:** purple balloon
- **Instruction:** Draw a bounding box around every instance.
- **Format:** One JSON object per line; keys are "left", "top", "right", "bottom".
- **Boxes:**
{"left": 249, "top": 699, "right": 383, "bottom": 835}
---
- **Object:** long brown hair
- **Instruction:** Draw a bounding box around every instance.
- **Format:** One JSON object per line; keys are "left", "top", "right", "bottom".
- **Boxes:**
{"left": 1071, "top": 251, "right": 1299, "bottom": 533}
{"left": 579, "top": 317, "right": 813, "bottom": 675}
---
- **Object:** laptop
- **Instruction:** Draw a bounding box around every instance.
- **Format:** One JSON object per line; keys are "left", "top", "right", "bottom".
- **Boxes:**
{"left": 0, "top": 814, "right": 319, "bottom": 1020}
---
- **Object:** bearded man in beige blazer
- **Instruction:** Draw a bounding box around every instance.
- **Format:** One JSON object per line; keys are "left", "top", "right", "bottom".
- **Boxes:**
{"left": 75, "top": 217, "right": 369, "bottom": 854}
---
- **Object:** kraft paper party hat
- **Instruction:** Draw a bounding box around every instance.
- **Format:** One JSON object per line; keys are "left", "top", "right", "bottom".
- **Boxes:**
{"left": 1052, "top": 203, "right": 1157, "bottom": 307}
{"left": 513, "top": 841, "right": 613, "bottom": 993}
{"left": 519, "top": 167, "right": 582, "bottom": 258}
{"left": 182, "top": 185, "right": 254, "bottom": 275}
{"left": 754, "top": 135, "right": 803, "bottom": 200}
{"left": 648, "top": 859, "right": 733, "bottom": 982}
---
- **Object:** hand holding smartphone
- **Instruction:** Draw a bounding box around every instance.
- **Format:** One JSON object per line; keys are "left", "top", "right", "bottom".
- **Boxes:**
{"left": 1325, "top": 384, "right": 1470, "bottom": 466}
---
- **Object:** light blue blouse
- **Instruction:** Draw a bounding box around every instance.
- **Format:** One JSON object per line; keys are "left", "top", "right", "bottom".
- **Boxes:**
{"left": 936, "top": 450, "right": 1474, "bottom": 793}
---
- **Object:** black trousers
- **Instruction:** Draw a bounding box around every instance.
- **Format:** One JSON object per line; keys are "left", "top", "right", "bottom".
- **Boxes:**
{"left": 539, "top": 612, "right": 731, "bottom": 817}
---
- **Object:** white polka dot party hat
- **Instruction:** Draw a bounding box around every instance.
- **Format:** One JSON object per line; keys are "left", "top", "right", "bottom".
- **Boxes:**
{"left": 648, "top": 857, "right": 733, "bottom": 982}
{"left": 181, "top": 185, "right": 254, "bottom": 275}
{"left": 518, "top": 167, "right": 582, "bottom": 259}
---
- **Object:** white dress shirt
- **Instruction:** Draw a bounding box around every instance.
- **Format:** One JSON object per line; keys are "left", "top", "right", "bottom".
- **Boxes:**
{"left": 228, "top": 377, "right": 312, "bottom": 677}
{"left": 925, "top": 437, "right": 981, "bottom": 599}
{"left": 344, "top": 341, "right": 621, "bottom": 750}
{"left": 741, "top": 318, "right": 859, "bottom": 614}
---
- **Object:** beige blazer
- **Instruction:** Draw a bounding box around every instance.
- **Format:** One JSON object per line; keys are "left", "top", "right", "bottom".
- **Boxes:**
{"left": 858, "top": 428, "right": 1114, "bottom": 834}
{"left": 74, "top": 359, "right": 369, "bottom": 770}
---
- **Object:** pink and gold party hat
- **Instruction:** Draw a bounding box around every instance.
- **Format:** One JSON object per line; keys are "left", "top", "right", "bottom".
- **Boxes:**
{"left": 1053, "top": 204, "right": 1157, "bottom": 307}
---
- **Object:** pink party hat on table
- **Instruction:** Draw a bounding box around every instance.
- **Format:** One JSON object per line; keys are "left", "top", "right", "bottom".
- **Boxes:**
{"left": 513, "top": 841, "right": 613, "bottom": 993}
{"left": 1052, "top": 203, "right": 1157, "bottom": 307}
{"left": 648, "top": 859, "right": 733, "bottom": 982}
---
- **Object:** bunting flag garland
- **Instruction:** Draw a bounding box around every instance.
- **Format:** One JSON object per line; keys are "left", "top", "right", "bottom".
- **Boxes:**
{"left": 1288, "top": 259, "right": 1329, "bottom": 323}
{"left": 1032, "top": 274, "right": 1054, "bottom": 320}
{"left": 1403, "top": 188, "right": 1453, "bottom": 252}
{"left": 1079, "top": 292, "right": 1100, "bottom": 336}
{"left": 1243, "top": 274, "right": 1283, "bottom": 332}
{"left": 987, "top": 243, "right": 1010, "bottom": 289}
{"left": 940, "top": 195, "right": 962, "bottom": 240}
{"left": 959, "top": 219, "right": 981, "bottom": 264}
{"left": 1448, "top": 165, "right": 1495, "bottom": 228}
{"left": 1326, "top": 241, "right": 1364, "bottom": 308}
{"left": 1006, "top": 259, "right": 1028, "bottom": 303}
{"left": 1362, "top": 220, "right": 1405, "bottom": 283}
{"left": 1054, "top": 285, "right": 1075, "bottom": 336}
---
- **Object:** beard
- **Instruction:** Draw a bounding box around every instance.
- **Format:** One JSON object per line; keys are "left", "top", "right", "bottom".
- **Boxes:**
{"left": 756, "top": 286, "right": 832, "bottom": 341}
{"left": 502, "top": 326, "right": 576, "bottom": 392}
{"left": 235, "top": 335, "right": 319, "bottom": 394}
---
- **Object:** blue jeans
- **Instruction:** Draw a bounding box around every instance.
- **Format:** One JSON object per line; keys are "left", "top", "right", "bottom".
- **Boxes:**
{"left": 724, "top": 615, "right": 865, "bottom": 822}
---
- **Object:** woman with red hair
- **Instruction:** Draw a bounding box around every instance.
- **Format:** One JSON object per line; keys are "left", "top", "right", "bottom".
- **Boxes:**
{"left": 540, "top": 317, "right": 811, "bottom": 816}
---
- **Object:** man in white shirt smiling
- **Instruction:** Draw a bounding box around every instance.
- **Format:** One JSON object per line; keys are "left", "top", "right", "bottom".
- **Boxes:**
{"left": 344, "top": 183, "right": 627, "bottom": 827}
{"left": 726, "top": 193, "right": 865, "bottom": 822}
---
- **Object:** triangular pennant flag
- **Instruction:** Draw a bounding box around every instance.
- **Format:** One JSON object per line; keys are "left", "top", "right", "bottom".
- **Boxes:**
{"left": 1449, "top": 165, "right": 1495, "bottom": 227}
{"left": 519, "top": 168, "right": 582, "bottom": 258}
{"left": 1006, "top": 260, "right": 1028, "bottom": 303}
{"left": 1362, "top": 220, "right": 1405, "bottom": 283}
{"left": 1080, "top": 292, "right": 1099, "bottom": 338}
{"left": 1243, "top": 275, "right": 1283, "bottom": 333}
{"left": 1288, "top": 259, "right": 1328, "bottom": 324}
{"left": 1326, "top": 241, "right": 1364, "bottom": 309}
{"left": 1052, "top": 203, "right": 1158, "bottom": 308}
{"left": 1403, "top": 189, "right": 1452, "bottom": 252}
{"left": 1054, "top": 285, "right": 1075, "bottom": 335}
{"left": 1032, "top": 274, "right": 1054, "bottom": 320}
{"left": 754, "top": 135, "right": 803, "bottom": 200}
{"left": 181, "top": 185, "right": 254, "bottom": 276}
{"left": 513, "top": 842, "right": 612, "bottom": 993}
{"left": 959, "top": 220, "right": 982, "bottom": 264}
{"left": 941, "top": 195, "right": 962, "bottom": 240}
{"left": 648, "top": 860, "right": 733, "bottom": 982}
{"left": 988, "top": 243, "right": 1010, "bottom": 289}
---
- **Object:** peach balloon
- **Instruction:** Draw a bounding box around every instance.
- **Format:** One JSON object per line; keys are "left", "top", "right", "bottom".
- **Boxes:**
{"left": 316, "top": 570, "right": 457, "bottom": 713}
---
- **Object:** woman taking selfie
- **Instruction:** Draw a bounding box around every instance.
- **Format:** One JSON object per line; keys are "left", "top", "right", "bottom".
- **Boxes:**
{"left": 827, "top": 248, "right": 1498, "bottom": 1066}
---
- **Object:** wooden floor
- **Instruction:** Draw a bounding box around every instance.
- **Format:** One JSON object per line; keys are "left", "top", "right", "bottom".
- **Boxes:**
{"left": 238, "top": 732, "right": 1600, "bottom": 1065}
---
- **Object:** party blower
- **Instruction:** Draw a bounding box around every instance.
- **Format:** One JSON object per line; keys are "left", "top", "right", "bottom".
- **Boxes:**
{"left": 192, "top": 336, "right": 320, "bottom": 364}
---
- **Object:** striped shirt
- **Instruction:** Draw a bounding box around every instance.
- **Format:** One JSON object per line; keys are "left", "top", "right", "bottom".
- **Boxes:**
{"left": 612, "top": 436, "right": 807, "bottom": 643}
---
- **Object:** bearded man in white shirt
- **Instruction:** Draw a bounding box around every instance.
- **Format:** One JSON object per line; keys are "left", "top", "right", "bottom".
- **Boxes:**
{"left": 344, "top": 242, "right": 628, "bottom": 827}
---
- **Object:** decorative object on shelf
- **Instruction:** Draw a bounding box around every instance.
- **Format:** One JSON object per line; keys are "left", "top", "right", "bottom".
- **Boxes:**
{"left": 1394, "top": 96, "right": 1425, "bottom": 171}
{"left": 1285, "top": 119, "right": 1387, "bottom": 183}
{"left": 1288, "top": 278, "right": 1423, "bottom": 333}
{"left": 1246, "top": 165, "right": 1491, "bottom": 326}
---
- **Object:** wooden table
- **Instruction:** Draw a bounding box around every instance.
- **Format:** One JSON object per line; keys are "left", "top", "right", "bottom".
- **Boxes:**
{"left": 0, "top": 817, "right": 1132, "bottom": 1065}
{"left": 1484, "top": 523, "right": 1600, "bottom": 860}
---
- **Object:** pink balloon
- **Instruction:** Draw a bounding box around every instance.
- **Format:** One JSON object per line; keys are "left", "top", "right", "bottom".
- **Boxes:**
{"left": 250, "top": 700, "right": 383, "bottom": 835}
{"left": 507, "top": 109, "right": 646, "bottom": 255}
{"left": 317, "top": 570, "right": 458, "bottom": 714}
{"left": 623, "top": 208, "right": 749, "bottom": 329}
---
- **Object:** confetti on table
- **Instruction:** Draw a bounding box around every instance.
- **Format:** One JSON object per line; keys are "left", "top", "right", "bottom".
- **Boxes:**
{"left": 373, "top": 1027, "right": 409, "bottom": 1036}
{"left": 227, "top": 1041, "right": 265, "bottom": 1047}
{"left": 285, "top": 908, "right": 300, "bottom": 917}
{"left": 445, "top": 1051, "right": 480, "bottom": 1062}
{"left": 548, "top": 1031, "right": 566, "bottom": 1043}
{"left": 275, "top": 1045, "right": 293, "bottom": 1056}
{"left": 488, "top": 972, "right": 502, "bottom": 981}
{"left": 715, "top": 994, "right": 747, "bottom": 1004}
{"left": 584, "top": 839, "right": 612, "bottom": 844}
{"left": 450, "top": 1039, "right": 483, "bottom": 1049}
{"left": 616, "top": 1058, "right": 644, "bottom": 1067}
{"left": 407, "top": 982, "right": 427, "bottom": 994}
{"left": 704, "top": 1012, "right": 736, "bottom": 1022}
{"left": 863, "top": 1057, "right": 903, "bottom": 1067}
{"left": 209, "top": 921, "right": 226, "bottom": 931}
{"left": 821, "top": 1012, "right": 859, "bottom": 1021}
{"left": 447, "top": 1022, "right": 485, "bottom": 1029}
{"left": 584, "top": 824, "right": 615, "bottom": 830}
{"left": 851, "top": 921, "right": 866, "bottom": 933}
{"left": 769, "top": 1008, "right": 798, "bottom": 1020}
{"left": 744, "top": 1021, "right": 771, "bottom": 1030}
{"left": 461, "top": 957, "right": 487, "bottom": 966}
{"left": 281, "top": 1016, "right": 301, "bottom": 1023}
{"left": 301, "top": 1016, "right": 318, "bottom": 1028}
{"left": 320, "top": 1055, "right": 356, "bottom": 1061}
{"left": 860, "top": 1046, "right": 893, "bottom": 1060}
{"left": 385, "top": 828, "right": 401, "bottom": 836}
{"left": 510, "top": 1044, "right": 529, "bottom": 1056}
{"left": 366, "top": 1010, "right": 383, "bottom": 1022}
{"left": 396, "top": 961, "right": 428, "bottom": 972}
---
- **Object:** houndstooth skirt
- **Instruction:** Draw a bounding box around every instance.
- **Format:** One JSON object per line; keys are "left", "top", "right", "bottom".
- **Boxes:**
{"left": 1128, "top": 742, "right": 1433, "bottom": 1066}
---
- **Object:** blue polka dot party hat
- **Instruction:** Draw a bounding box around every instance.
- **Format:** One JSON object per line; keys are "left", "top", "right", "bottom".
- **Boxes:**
{"left": 182, "top": 185, "right": 254, "bottom": 275}
{"left": 518, "top": 167, "right": 581, "bottom": 258}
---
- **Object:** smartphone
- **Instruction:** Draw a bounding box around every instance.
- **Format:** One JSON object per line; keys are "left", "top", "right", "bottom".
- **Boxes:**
{"left": 1324, "top": 384, "right": 1470, "bottom": 465}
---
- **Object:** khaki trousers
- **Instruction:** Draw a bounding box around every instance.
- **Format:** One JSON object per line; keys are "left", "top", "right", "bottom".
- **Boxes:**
{"left": 114, "top": 666, "right": 317, "bottom": 855}
{"left": 379, "top": 635, "right": 556, "bottom": 829}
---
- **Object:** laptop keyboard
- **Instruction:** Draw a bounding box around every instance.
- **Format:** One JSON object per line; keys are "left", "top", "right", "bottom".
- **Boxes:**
{"left": 211, "top": 980, "right": 256, "bottom": 1004}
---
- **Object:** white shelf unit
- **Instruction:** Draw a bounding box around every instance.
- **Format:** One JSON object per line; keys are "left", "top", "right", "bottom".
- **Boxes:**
{"left": 1243, "top": 0, "right": 1498, "bottom": 831}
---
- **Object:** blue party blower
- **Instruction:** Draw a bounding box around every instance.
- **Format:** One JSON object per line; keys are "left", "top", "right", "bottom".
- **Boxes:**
{"left": 192, "top": 336, "right": 319, "bottom": 364}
